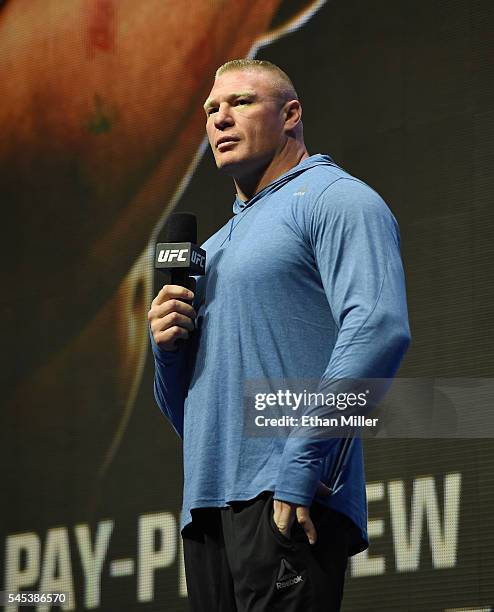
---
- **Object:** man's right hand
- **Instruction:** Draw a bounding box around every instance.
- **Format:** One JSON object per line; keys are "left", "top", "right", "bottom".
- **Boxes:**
{"left": 147, "top": 284, "right": 196, "bottom": 352}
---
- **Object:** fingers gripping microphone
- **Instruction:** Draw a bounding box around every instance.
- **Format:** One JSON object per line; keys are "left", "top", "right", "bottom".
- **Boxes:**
{"left": 154, "top": 212, "right": 206, "bottom": 290}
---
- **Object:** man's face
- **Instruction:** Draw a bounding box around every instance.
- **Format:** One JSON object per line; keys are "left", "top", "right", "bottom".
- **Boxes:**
{"left": 204, "top": 69, "right": 286, "bottom": 177}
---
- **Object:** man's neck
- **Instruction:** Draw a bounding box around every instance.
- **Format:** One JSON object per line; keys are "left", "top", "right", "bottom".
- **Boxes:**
{"left": 234, "top": 141, "right": 309, "bottom": 202}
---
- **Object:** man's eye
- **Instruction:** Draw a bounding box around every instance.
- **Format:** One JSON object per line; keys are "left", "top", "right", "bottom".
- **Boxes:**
{"left": 207, "top": 108, "right": 218, "bottom": 116}
{"left": 236, "top": 99, "right": 250, "bottom": 106}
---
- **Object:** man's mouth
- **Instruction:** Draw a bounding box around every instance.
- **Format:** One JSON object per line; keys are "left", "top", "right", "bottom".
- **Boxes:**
{"left": 216, "top": 136, "right": 240, "bottom": 150}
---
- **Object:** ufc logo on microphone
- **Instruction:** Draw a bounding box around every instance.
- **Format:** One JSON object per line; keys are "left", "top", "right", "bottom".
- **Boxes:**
{"left": 157, "top": 248, "right": 188, "bottom": 263}
{"left": 155, "top": 241, "right": 206, "bottom": 274}
{"left": 191, "top": 250, "right": 205, "bottom": 268}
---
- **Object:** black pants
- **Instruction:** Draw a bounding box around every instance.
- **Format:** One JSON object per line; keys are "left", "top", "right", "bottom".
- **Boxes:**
{"left": 182, "top": 492, "right": 352, "bottom": 612}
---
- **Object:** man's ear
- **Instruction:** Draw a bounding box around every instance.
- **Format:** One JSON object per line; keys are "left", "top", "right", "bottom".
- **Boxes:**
{"left": 283, "top": 99, "right": 303, "bottom": 132}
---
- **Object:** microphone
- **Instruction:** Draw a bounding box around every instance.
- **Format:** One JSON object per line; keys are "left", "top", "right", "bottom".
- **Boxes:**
{"left": 154, "top": 212, "right": 206, "bottom": 291}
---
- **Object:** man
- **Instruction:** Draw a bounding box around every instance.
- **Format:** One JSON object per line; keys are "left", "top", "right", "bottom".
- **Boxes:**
{"left": 148, "top": 59, "right": 410, "bottom": 611}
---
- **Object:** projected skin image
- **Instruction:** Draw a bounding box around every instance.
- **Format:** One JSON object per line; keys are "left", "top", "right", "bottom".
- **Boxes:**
{"left": 0, "top": 0, "right": 325, "bottom": 513}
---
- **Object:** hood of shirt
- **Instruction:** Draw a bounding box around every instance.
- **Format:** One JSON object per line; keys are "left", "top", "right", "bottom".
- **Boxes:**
{"left": 232, "top": 154, "right": 339, "bottom": 215}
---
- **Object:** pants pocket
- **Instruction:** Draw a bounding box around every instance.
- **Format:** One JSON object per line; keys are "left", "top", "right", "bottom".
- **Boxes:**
{"left": 267, "top": 494, "right": 296, "bottom": 548}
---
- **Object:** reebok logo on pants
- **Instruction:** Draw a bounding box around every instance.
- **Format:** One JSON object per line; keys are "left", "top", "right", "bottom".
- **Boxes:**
{"left": 276, "top": 558, "right": 304, "bottom": 590}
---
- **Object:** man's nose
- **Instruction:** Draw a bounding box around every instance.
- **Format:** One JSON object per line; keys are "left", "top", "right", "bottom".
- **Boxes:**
{"left": 214, "top": 103, "right": 234, "bottom": 129}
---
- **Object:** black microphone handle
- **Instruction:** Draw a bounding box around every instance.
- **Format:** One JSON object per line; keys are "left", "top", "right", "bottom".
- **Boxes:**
{"left": 168, "top": 268, "right": 194, "bottom": 350}
{"left": 153, "top": 269, "right": 195, "bottom": 302}
{"left": 170, "top": 268, "right": 193, "bottom": 291}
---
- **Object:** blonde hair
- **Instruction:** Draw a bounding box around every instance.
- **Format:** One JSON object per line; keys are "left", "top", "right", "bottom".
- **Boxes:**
{"left": 215, "top": 59, "right": 299, "bottom": 104}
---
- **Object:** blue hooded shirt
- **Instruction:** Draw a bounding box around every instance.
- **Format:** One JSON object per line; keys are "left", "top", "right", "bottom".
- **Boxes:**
{"left": 150, "top": 154, "right": 411, "bottom": 555}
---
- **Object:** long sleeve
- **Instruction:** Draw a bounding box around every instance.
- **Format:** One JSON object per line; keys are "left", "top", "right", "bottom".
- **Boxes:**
{"left": 274, "top": 178, "right": 411, "bottom": 506}
{"left": 150, "top": 327, "right": 188, "bottom": 439}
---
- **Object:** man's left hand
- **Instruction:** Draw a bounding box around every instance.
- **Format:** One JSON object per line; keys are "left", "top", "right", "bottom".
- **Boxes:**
{"left": 273, "top": 481, "right": 331, "bottom": 545}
